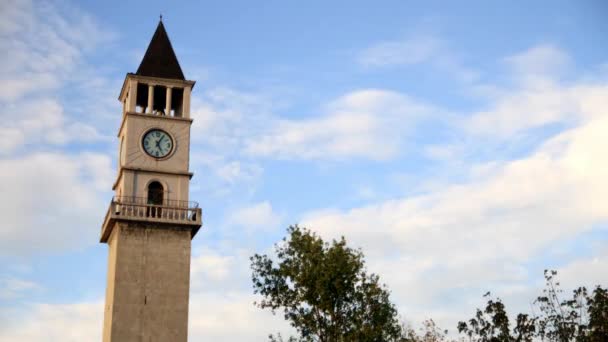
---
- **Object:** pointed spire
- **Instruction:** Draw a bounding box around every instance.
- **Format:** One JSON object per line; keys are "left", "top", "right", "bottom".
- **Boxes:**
{"left": 136, "top": 20, "right": 185, "bottom": 80}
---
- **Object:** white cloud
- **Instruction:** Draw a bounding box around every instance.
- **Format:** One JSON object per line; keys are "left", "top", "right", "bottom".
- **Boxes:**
{"left": 358, "top": 36, "right": 441, "bottom": 67}
{"left": 424, "top": 143, "right": 464, "bottom": 161}
{"left": 0, "top": 0, "right": 113, "bottom": 101}
{"left": 189, "top": 292, "right": 293, "bottom": 341}
{"left": 188, "top": 88, "right": 271, "bottom": 194}
{"left": 464, "top": 46, "right": 608, "bottom": 138}
{"left": 182, "top": 45, "right": 608, "bottom": 333}
{"left": 190, "top": 245, "right": 256, "bottom": 294}
{"left": 0, "top": 99, "right": 109, "bottom": 155}
{"left": 301, "top": 74, "right": 608, "bottom": 330}
{"left": 190, "top": 87, "right": 277, "bottom": 149}
{"left": 357, "top": 35, "right": 479, "bottom": 82}
{"left": 228, "top": 201, "right": 282, "bottom": 231}
{"left": 191, "top": 252, "right": 236, "bottom": 284}
{"left": 465, "top": 81, "right": 586, "bottom": 137}
{"left": 305, "top": 112, "right": 608, "bottom": 265}
{"left": 191, "top": 86, "right": 436, "bottom": 162}
{"left": 0, "top": 244, "right": 294, "bottom": 342}
{"left": 189, "top": 245, "right": 294, "bottom": 340}
{"left": 0, "top": 0, "right": 118, "bottom": 261}
{"left": 0, "top": 277, "right": 41, "bottom": 300}
{"left": 245, "top": 89, "right": 434, "bottom": 160}
{"left": 0, "top": 294, "right": 292, "bottom": 342}
{"left": 558, "top": 249, "right": 608, "bottom": 289}
{"left": 0, "top": 152, "right": 112, "bottom": 256}
{"left": 0, "top": 0, "right": 115, "bottom": 154}
{"left": 0, "top": 301, "right": 103, "bottom": 342}
{"left": 504, "top": 44, "right": 572, "bottom": 79}
{"left": 189, "top": 151, "right": 262, "bottom": 199}
{"left": 192, "top": 152, "right": 262, "bottom": 185}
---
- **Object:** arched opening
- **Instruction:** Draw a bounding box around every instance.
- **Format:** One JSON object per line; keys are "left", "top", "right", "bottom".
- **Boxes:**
{"left": 147, "top": 181, "right": 164, "bottom": 205}
{"left": 147, "top": 181, "right": 164, "bottom": 218}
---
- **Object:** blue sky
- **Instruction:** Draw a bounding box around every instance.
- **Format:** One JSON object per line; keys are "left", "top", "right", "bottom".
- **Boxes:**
{"left": 1, "top": 0, "right": 608, "bottom": 340}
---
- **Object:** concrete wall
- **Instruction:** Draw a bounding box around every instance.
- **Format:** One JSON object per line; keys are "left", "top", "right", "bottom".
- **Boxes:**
{"left": 116, "top": 169, "right": 190, "bottom": 203}
{"left": 102, "top": 222, "right": 192, "bottom": 342}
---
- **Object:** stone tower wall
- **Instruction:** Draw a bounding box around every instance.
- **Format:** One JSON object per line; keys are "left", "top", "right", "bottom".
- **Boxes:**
{"left": 102, "top": 222, "right": 191, "bottom": 342}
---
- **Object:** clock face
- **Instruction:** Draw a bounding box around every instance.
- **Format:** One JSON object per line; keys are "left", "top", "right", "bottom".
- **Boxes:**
{"left": 142, "top": 129, "right": 173, "bottom": 158}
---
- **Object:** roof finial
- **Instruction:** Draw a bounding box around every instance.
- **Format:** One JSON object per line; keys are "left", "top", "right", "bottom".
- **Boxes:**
{"left": 160, "top": 13, "right": 163, "bottom": 21}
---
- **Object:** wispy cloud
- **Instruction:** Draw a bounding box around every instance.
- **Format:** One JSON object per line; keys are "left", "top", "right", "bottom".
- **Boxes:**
{"left": 465, "top": 46, "right": 604, "bottom": 138}
{"left": 0, "top": 300, "right": 103, "bottom": 341}
{"left": 0, "top": 152, "right": 112, "bottom": 256}
{"left": 0, "top": 277, "right": 41, "bottom": 300}
{"left": 0, "top": 99, "right": 110, "bottom": 155}
{"left": 504, "top": 44, "right": 572, "bottom": 79}
{"left": 300, "top": 56, "right": 608, "bottom": 328}
{"left": 358, "top": 36, "right": 441, "bottom": 67}
{"left": 245, "top": 89, "right": 425, "bottom": 160}
{"left": 0, "top": 0, "right": 114, "bottom": 101}
{"left": 357, "top": 34, "right": 479, "bottom": 82}
{"left": 0, "top": 0, "right": 116, "bottom": 158}
{"left": 0, "top": 0, "right": 116, "bottom": 256}
{"left": 228, "top": 201, "right": 282, "bottom": 232}
{"left": 190, "top": 86, "right": 438, "bottom": 169}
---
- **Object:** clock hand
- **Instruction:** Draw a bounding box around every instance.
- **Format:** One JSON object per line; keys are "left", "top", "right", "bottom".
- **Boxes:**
{"left": 158, "top": 136, "right": 168, "bottom": 151}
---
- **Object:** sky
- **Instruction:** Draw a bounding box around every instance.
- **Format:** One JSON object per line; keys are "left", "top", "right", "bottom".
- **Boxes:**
{"left": 1, "top": 0, "right": 608, "bottom": 340}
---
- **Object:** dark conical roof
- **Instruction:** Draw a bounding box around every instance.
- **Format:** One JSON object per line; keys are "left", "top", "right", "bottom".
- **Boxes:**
{"left": 136, "top": 20, "right": 185, "bottom": 80}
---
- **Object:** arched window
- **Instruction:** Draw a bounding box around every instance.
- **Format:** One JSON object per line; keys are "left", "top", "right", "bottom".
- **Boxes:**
{"left": 147, "top": 181, "right": 164, "bottom": 205}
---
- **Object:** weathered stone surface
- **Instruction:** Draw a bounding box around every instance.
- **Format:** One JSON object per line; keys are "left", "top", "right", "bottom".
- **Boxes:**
{"left": 102, "top": 222, "right": 191, "bottom": 342}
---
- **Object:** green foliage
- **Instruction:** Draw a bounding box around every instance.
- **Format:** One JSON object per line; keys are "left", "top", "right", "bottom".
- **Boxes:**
{"left": 458, "top": 270, "right": 608, "bottom": 342}
{"left": 586, "top": 286, "right": 608, "bottom": 341}
{"left": 457, "top": 293, "right": 536, "bottom": 342}
{"left": 250, "top": 225, "right": 404, "bottom": 342}
{"left": 251, "top": 226, "right": 607, "bottom": 342}
{"left": 534, "top": 270, "right": 586, "bottom": 341}
{"left": 534, "top": 270, "right": 608, "bottom": 342}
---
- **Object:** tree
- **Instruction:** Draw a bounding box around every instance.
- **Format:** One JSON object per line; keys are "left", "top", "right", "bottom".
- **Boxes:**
{"left": 250, "top": 225, "right": 404, "bottom": 342}
{"left": 534, "top": 270, "right": 586, "bottom": 342}
{"left": 404, "top": 319, "right": 451, "bottom": 342}
{"left": 457, "top": 270, "right": 608, "bottom": 342}
{"left": 457, "top": 292, "right": 536, "bottom": 342}
{"left": 533, "top": 270, "right": 608, "bottom": 342}
{"left": 587, "top": 286, "right": 608, "bottom": 341}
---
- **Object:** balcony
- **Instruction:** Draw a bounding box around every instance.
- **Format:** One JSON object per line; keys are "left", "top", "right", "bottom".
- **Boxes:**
{"left": 100, "top": 196, "right": 202, "bottom": 243}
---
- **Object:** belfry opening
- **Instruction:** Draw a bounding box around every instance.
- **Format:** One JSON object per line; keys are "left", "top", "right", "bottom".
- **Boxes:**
{"left": 134, "top": 83, "right": 185, "bottom": 117}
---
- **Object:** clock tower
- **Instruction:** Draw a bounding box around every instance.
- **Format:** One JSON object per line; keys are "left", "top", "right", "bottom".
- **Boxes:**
{"left": 100, "top": 20, "right": 201, "bottom": 342}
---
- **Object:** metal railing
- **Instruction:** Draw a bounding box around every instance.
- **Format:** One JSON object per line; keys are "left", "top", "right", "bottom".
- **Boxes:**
{"left": 112, "top": 201, "right": 199, "bottom": 221}
{"left": 113, "top": 196, "right": 199, "bottom": 209}
{"left": 101, "top": 197, "right": 202, "bottom": 242}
